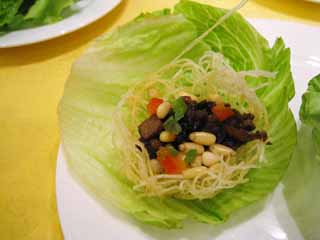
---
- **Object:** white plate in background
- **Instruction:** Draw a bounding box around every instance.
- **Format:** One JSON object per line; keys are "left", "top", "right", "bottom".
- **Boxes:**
{"left": 56, "top": 19, "right": 320, "bottom": 240}
{"left": 305, "top": 0, "right": 320, "bottom": 3}
{"left": 0, "top": 0, "right": 121, "bottom": 48}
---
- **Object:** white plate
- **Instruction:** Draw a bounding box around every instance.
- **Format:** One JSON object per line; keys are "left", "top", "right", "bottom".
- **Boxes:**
{"left": 56, "top": 19, "right": 320, "bottom": 240}
{"left": 305, "top": 0, "right": 320, "bottom": 3}
{"left": 0, "top": 0, "right": 121, "bottom": 48}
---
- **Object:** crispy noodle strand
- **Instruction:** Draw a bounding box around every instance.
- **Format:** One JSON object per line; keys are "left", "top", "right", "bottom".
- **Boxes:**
{"left": 112, "top": 51, "right": 271, "bottom": 199}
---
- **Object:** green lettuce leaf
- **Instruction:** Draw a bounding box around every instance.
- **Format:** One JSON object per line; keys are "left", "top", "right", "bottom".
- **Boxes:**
{"left": 174, "top": 1, "right": 295, "bottom": 101}
{"left": 283, "top": 125, "right": 320, "bottom": 240}
{"left": 25, "top": 0, "right": 74, "bottom": 23}
{"left": 300, "top": 74, "right": 320, "bottom": 128}
{"left": 60, "top": 13, "right": 218, "bottom": 228}
{"left": 299, "top": 74, "right": 320, "bottom": 155}
{"left": 59, "top": 0, "right": 297, "bottom": 228}
{"left": 0, "top": 0, "right": 75, "bottom": 33}
{"left": 0, "top": 0, "right": 24, "bottom": 27}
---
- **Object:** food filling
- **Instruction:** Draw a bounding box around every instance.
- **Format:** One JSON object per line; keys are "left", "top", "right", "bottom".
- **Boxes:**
{"left": 113, "top": 51, "right": 271, "bottom": 199}
{"left": 138, "top": 94, "right": 268, "bottom": 175}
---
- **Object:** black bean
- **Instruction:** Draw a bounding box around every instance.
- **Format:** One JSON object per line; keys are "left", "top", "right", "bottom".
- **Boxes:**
{"left": 249, "top": 131, "right": 268, "bottom": 142}
{"left": 148, "top": 150, "right": 157, "bottom": 159}
{"left": 206, "top": 101, "right": 215, "bottom": 112}
{"left": 261, "top": 131, "right": 268, "bottom": 141}
{"left": 150, "top": 139, "right": 162, "bottom": 150}
{"left": 144, "top": 142, "right": 157, "bottom": 159}
{"left": 225, "top": 125, "right": 251, "bottom": 142}
{"left": 196, "top": 100, "right": 208, "bottom": 110}
{"left": 139, "top": 96, "right": 267, "bottom": 152}
{"left": 241, "top": 119, "right": 256, "bottom": 131}
{"left": 242, "top": 113, "right": 255, "bottom": 120}
{"left": 207, "top": 114, "right": 219, "bottom": 122}
{"left": 192, "top": 120, "right": 202, "bottom": 131}
{"left": 222, "top": 138, "right": 241, "bottom": 150}
{"left": 224, "top": 116, "right": 241, "bottom": 128}
{"left": 196, "top": 100, "right": 215, "bottom": 114}
{"left": 175, "top": 131, "right": 188, "bottom": 145}
{"left": 195, "top": 110, "right": 208, "bottom": 121}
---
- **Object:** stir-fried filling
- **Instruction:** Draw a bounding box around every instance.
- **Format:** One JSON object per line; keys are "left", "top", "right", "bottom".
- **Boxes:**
{"left": 138, "top": 94, "right": 268, "bottom": 175}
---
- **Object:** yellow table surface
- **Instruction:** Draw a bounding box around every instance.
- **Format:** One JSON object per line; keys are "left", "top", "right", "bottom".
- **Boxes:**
{"left": 0, "top": 0, "right": 319, "bottom": 239}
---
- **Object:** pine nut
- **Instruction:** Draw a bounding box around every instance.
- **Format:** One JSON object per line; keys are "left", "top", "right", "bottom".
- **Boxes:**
{"left": 179, "top": 142, "right": 204, "bottom": 154}
{"left": 156, "top": 101, "right": 171, "bottom": 119}
{"left": 189, "top": 132, "right": 216, "bottom": 146}
{"left": 150, "top": 159, "right": 162, "bottom": 174}
{"left": 209, "top": 144, "right": 235, "bottom": 156}
{"left": 149, "top": 88, "right": 159, "bottom": 98}
{"left": 159, "top": 131, "right": 176, "bottom": 142}
{"left": 191, "top": 156, "right": 202, "bottom": 167}
{"left": 202, "top": 151, "right": 220, "bottom": 167}
{"left": 182, "top": 166, "right": 207, "bottom": 179}
{"left": 178, "top": 91, "right": 198, "bottom": 101}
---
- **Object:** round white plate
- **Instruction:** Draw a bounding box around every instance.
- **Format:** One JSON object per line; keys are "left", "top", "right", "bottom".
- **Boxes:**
{"left": 56, "top": 19, "right": 320, "bottom": 240}
{"left": 0, "top": 0, "right": 121, "bottom": 48}
{"left": 305, "top": 0, "right": 320, "bottom": 3}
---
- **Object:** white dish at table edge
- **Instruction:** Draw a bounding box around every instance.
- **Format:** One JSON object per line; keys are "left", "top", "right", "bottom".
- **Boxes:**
{"left": 0, "top": 0, "right": 121, "bottom": 48}
{"left": 56, "top": 19, "right": 320, "bottom": 240}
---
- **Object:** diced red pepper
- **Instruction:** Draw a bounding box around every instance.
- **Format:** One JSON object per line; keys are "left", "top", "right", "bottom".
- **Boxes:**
{"left": 211, "top": 103, "right": 235, "bottom": 122}
{"left": 147, "top": 98, "right": 163, "bottom": 115}
{"left": 160, "top": 155, "right": 186, "bottom": 174}
{"left": 157, "top": 147, "right": 186, "bottom": 174}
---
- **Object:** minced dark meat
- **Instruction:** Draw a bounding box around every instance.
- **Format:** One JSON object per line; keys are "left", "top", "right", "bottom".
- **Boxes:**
{"left": 138, "top": 115, "right": 163, "bottom": 140}
{"left": 150, "top": 138, "right": 162, "bottom": 150}
{"left": 138, "top": 96, "right": 268, "bottom": 157}
{"left": 138, "top": 138, "right": 163, "bottom": 159}
{"left": 225, "top": 126, "right": 252, "bottom": 142}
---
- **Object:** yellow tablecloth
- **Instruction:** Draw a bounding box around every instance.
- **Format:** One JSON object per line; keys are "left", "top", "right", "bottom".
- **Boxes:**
{"left": 0, "top": 0, "right": 319, "bottom": 239}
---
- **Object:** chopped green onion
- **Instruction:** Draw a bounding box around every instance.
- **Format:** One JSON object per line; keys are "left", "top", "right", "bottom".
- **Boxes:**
{"left": 185, "top": 149, "right": 197, "bottom": 164}
{"left": 172, "top": 97, "right": 187, "bottom": 121}
{"left": 167, "top": 146, "right": 179, "bottom": 156}
{"left": 164, "top": 116, "right": 182, "bottom": 134}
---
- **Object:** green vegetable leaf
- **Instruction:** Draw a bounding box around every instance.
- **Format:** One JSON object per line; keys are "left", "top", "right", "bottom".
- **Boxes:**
{"left": 185, "top": 149, "right": 197, "bottom": 164}
{"left": 0, "top": 0, "right": 24, "bottom": 27}
{"left": 306, "top": 73, "right": 320, "bottom": 92}
{"left": 282, "top": 125, "right": 320, "bottom": 240}
{"left": 172, "top": 97, "right": 187, "bottom": 121}
{"left": 300, "top": 74, "right": 320, "bottom": 129}
{"left": 59, "top": 14, "right": 208, "bottom": 228}
{"left": 163, "top": 97, "right": 186, "bottom": 134}
{"left": 0, "top": 0, "right": 75, "bottom": 33}
{"left": 59, "top": 0, "right": 297, "bottom": 228}
{"left": 164, "top": 116, "right": 182, "bottom": 134}
{"left": 25, "top": 0, "right": 74, "bottom": 22}
{"left": 285, "top": 73, "right": 320, "bottom": 239}
{"left": 167, "top": 146, "right": 179, "bottom": 156}
{"left": 300, "top": 73, "right": 320, "bottom": 156}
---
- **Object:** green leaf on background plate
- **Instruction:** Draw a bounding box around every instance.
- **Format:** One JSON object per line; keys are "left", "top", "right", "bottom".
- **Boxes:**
{"left": 0, "top": 0, "right": 75, "bottom": 33}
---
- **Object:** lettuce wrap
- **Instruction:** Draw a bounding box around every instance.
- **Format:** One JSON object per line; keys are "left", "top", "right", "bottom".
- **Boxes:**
{"left": 281, "top": 74, "right": 320, "bottom": 240}
{"left": 59, "top": 0, "right": 297, "bottom": 228}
